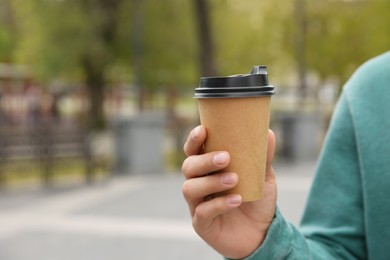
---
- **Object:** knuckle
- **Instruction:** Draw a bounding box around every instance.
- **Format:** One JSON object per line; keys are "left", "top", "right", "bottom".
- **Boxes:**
{"left": 205, "top": 156, "right": 215, "bottom": 169}
{"left": 181, "top": 181, "right": 191, "bottom": 199}
{"left": 192, "top": 217, "right": 201, "bottom": 233}
{"left": 182, "top": 140, "right": 189, "bottom": 155}
{"left": 196, "top": 154, "right": 214, "bottom": 172}
{"left": 213, "top": 199, "right": 225, "bottom": 212}
{"left": 181, "top": 157, "right": 191, "bottom": 176}
{"left": 193, "top": 206, "right": 207, "bottom": 221}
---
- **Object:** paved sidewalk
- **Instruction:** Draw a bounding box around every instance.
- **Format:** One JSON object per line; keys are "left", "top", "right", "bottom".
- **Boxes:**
{"left": 0, "top": 161, "right": 316, "bottom": 260}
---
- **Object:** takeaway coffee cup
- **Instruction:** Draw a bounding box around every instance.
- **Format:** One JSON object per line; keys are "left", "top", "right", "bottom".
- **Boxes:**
{"left": 194, "top": 66, "right": 275, "bottom": 201}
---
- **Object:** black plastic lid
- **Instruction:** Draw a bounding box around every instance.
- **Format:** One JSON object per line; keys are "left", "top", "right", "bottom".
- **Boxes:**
{"left": 194, "top": 66, "right": 275, "bottom": 98}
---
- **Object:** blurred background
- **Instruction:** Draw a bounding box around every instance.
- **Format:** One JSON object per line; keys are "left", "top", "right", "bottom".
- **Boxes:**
{"left": 0, "top": 0, "right": 389, "bottom": 259}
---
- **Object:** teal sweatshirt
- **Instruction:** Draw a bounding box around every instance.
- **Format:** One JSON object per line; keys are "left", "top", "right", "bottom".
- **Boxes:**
{"left": 241, "top": 51, "right": 390, "bottom": 259}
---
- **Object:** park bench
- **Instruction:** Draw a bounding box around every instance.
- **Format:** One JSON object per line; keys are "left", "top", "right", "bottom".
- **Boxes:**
{"left": 0, "top": 124, "right": 94, "bottom": 187}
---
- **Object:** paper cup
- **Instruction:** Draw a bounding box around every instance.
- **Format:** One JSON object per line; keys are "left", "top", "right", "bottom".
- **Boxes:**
{"left": 194, "top": 66, "right": 274, "bottom": 201}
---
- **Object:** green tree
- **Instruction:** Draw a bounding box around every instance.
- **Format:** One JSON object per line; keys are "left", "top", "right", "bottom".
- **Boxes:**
{"left": 211, "top": 0, "right": 390, "bottom": 98}
{"left": 193, "top": 0, "right": 219, "bottom": 77}
{"left": 0, "top": 0, "right": 16, "bottom": 62}
{"left": 8, "top": 0, "right": 389, "bottom": 126}
{"left": 139, "top": 0, "right": 197, "bottom": 111}
{"left": 12, "top": 0, "right": 198, "bottom": 126}
{"left": 306, "top": 0, "right": 390, "bottom": 85}
{"left": 12, "top": 0, "right": 128, "bottom": 129}
{"left": 212, "top": 0, "right": 294, "bottom": 77}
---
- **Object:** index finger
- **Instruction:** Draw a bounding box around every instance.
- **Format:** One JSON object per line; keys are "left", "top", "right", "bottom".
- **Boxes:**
{"left": 183, "top": 125, "right": 206, "bottom": 157}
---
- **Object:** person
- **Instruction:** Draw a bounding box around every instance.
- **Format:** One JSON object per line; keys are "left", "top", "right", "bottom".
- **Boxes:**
{"left": 181, "top": 51, "right": 390, "bottom": 259}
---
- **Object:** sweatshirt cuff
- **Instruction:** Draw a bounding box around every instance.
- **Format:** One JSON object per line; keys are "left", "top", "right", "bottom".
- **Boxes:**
{"left": 226, "top": 207, "right": 293, "bottom": 260}
{"left": 248, "top": 207, "right": 293, "bottom": 259}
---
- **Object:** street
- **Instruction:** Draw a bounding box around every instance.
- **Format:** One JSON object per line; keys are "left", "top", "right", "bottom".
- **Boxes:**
{"left": 0, "top": 161, "right": 316, "bottom": 260}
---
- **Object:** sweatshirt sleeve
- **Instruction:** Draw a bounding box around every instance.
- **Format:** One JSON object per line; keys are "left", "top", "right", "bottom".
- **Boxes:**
{"left": 235, "top": 89, "right": 366, "bottom": 260}
{"left": 241, "top": 208, "right": 311, "bottom": 259}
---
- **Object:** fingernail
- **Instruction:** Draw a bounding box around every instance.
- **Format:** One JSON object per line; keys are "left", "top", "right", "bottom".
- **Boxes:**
{"left": 228, "top": 195, "right": 242, "bottom": 205}
{"left": 192, "top": 126, "right": 201, "bottom": 140}
{"left": 213, "top": 152, "right": 228, "bottom": 166}
{"left": 221, "top": 173, "right": 237, "bottom": 185}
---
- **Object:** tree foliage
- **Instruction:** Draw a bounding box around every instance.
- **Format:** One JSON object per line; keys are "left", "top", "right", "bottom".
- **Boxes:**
{"left": 141, "top": 0, "right": 197, "bottom": 88}
{"left": 306, "top": 0, "right": 390, "bottom": 83}
{"left": 1, "top": 0, "right": 389, "bottom": 126}
{"left": 212, "top": 0, "right": 294, "bottom": 77}
{"left": 0, "top": 0, "right": 16, "bottom": 62}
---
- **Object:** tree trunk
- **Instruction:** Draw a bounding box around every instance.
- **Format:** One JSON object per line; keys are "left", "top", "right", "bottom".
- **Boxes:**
{"left": 80, "top": 0, "right": 122, "bottom": 129}
{"left": 295, "top": 0, "right": 308, "bottom": 106}
{"left": 132, "top": 0, "right": 146, "bottom": 112}
{"left": 194, "top": 0, "right": 218, "bottom": 77}
{"left": 83, "top": 56, "right": 106, "bottom": 130}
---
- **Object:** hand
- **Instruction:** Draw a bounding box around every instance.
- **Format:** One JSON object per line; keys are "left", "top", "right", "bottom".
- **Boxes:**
{"left": 182, "top": 125, "right": 277, "bottom": 259}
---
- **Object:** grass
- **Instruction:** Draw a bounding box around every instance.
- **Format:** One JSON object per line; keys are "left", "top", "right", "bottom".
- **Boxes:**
{"left": 0, "top": 157, "right": 112, "bottom": 189}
